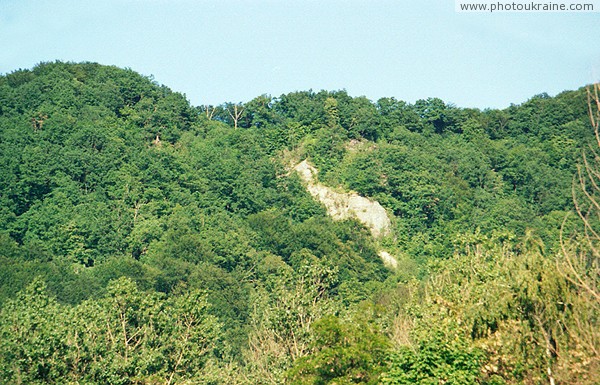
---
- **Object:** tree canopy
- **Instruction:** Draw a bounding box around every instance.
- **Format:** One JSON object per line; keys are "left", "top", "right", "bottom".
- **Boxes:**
{"left": 0, "top": 61, "right": 597, "bottom": 384}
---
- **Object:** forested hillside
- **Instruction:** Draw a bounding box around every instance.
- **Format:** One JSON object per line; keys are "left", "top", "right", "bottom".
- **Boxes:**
{"left": 0, "top": 62, "right": 597, "bottom": 384}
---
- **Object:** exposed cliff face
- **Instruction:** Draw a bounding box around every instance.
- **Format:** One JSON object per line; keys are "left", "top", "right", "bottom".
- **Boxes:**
{"left": 378, "top": 251, "right": 398, "bottom": 269}
{"left": 293, "top": 159, "right": 397, "bottom": 268}
{"left": 293, "top": 160, "right": 392, "bottom": 238}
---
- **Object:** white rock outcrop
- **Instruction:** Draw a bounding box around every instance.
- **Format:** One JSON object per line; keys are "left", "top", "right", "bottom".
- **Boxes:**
{"left": 378, "top": 251, "right": 398, "bottom": 269}
{"left": 293, "top": 160, "right": 392, "bottom": 238}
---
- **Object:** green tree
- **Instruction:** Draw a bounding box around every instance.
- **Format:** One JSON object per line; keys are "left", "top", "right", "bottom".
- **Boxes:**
{"left": 287, "top": 309, "right": 390, "bottom": 385}
{"left": 0, "top": 279, "right": 70, "bottom": 384}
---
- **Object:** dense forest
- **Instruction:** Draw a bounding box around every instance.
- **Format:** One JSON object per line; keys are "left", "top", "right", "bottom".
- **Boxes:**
{"left": 0, "top": 61, "right": 598, "bottom": 384}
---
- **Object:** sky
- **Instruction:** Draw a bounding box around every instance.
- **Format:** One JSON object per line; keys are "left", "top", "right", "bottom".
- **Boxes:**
{"left": 0, "top": 0, "right": 599, "bottom": 109}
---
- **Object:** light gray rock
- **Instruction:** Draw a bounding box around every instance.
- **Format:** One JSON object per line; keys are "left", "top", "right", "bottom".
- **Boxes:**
{"left": 293, "top": 160, "right": 392, "bottom": 238}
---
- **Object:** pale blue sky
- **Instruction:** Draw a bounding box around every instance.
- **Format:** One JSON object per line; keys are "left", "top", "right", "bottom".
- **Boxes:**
{"left": 1, "top": 0, "right": 598, "bottom": 108}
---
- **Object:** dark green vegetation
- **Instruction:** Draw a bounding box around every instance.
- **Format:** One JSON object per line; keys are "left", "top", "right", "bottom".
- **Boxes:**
{"left": 0, "top": 62, "right": 598, "bottom": 384}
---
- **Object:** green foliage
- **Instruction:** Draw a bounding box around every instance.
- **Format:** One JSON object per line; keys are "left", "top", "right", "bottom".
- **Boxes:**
{"left": 287, "top": 310, "right": 390, "bottom": 385}
{"left": 0, "top": 62, "right": 597, "bottom": 384}
{"left": 0, "top": 278, "right": 223, "bottom": 385}
{"left": 0, "top": 279, "right": 70, "bottom": 384}
{"left": 383, "top": 333, "right": 484, "bottom": 385}
{"left": 241, "top": 257, "right": 339, "bottom": 384}
{"left": 380, "top": 236, "right": 598, "bottom": 385}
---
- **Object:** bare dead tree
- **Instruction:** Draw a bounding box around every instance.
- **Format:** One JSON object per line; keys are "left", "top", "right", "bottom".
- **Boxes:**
{"left": 31, "top": 112, "right": 48, "bottom": 131}
{"left": 560, "top": 83, "right": 600, "bottom": 303}
{"left": 227, "top": 104, "right": 244, "bottom": 129}
{"left": 203, "top": 105, "right": 217, "bottom": 121}
{"left": 557, "top": 83, "right": 600, "bottom": 383}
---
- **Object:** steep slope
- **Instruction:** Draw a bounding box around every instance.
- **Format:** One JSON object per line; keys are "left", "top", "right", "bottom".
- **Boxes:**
{"left": 0, "top": 61, "right": 389, "bottom": 310}
{"left": 0, "top": 62, "right": 598, "bottom": 385}
{"left": 293, "top": 159, "right": 392, "bottom": 238}
{"left": 293, "top": 159, "right": 398, "bottom": 269}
